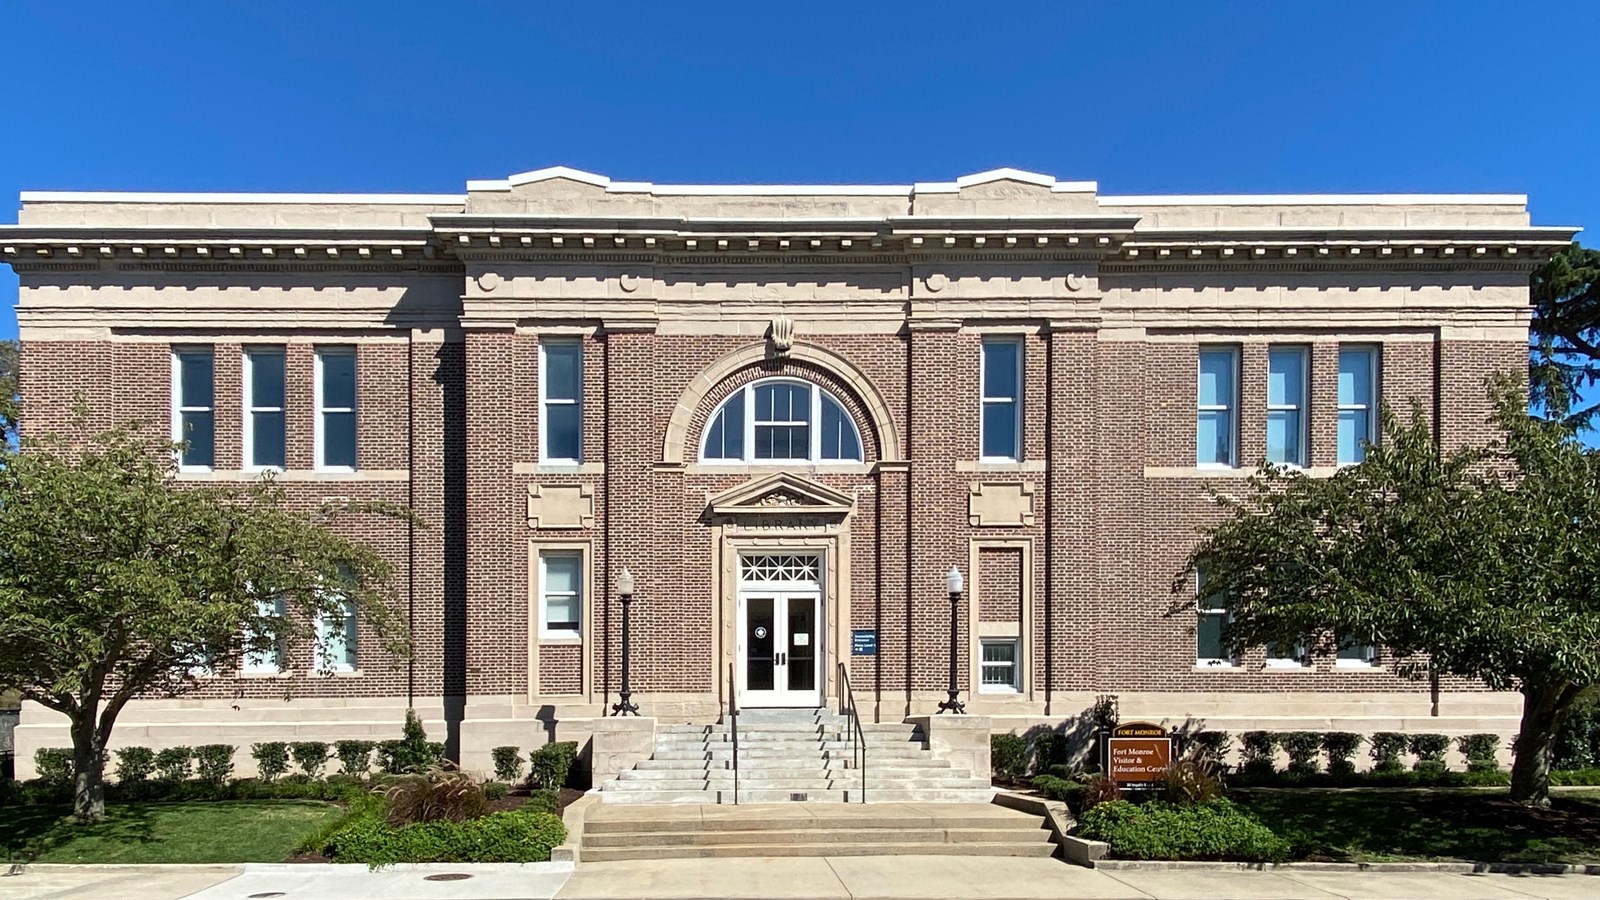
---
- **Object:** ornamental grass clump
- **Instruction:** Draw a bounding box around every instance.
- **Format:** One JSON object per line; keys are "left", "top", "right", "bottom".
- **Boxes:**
{"left": 1160, "top": 753, "right": 1225, "bottom": 806}
{"left": 383, "top": 763, "right": 489, "bottom": 826}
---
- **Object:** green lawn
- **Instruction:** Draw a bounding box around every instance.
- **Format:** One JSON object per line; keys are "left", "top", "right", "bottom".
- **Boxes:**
{"left": 1237, "top": 788, "right": 1600, "bottom": 863}
{"left": 1, "top": 800, "right": 343, "bottom": 863}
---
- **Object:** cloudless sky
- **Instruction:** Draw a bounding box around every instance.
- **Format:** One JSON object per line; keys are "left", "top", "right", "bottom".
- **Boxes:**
{"left": 1, "top": 1, "right": 1595, "bottom": 422}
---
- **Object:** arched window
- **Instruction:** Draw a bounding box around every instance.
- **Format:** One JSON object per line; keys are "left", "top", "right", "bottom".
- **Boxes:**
{"left": 701, "top": 378, "right": 863, "bottom": 463}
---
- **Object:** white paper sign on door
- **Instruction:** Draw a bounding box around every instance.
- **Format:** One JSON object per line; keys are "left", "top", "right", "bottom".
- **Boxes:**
{"left": 794, "top": 633, "right": 809, "bottom": 646}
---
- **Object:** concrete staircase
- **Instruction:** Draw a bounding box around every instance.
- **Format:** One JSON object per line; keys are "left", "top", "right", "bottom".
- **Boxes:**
{"left": 598, "top": 708, "right": 995, "bottom": 804}
{"left": 580, "top": 801, "right": 1055, "bottom": 861}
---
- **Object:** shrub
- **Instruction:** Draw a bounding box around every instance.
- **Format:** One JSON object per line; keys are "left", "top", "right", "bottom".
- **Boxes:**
{"left": 1278, "top": 732, "right": 1323, "bottom": 777}
{"left": 1321, "top": 732, "right": 1363, "bottom": 776}
{"left": 1457, "top": 733, "right": 1502, "bottom": 772}
{"left": 1370, "top": 732, "right": 1408, "bottom": 773}
{"left": 193, "top": 744, "right": 236, "bottom": 786}
{"left": 1187, "top": 731, "right": 1232, "bottom": 768}
{"left": 1553, "top": 704, "right": 1600, "bottom": 770}
{"left": 336, "top": 740, "right": 376, "bottom": 776}
{"left": 1409, "top": 733, "right": 1451, "bottom": 774}
{"left": 154, "top": 747, "right": 193, "bottom": 782}
{"left": 1239, "top": 731, "right": 1278, "bottom": 777}
{"left": 384, "top": 764, "right": 489, "bottom": 826}
{"left": 326, "top": 809, "right": 566, "bottom": 866}
{"left": 1079, "top": 799, "right": 1289, "bottom": 862}
{"left": 490, "top": 746, "right": 524, "bottom": 784}
{"left": 33, "top": 748, "right": 73, "bottom": 786}
{"left": 252, "top": 742, "right": 290, "bottom": 782}
{"left": 115, "top": 746, "right": 156, "bottom": 783}
{"left": 1031, "top": 774, "right": 1084, "bottom": 808}
{"left": 1551, "top": 767, "right": 1600, "bottom": 786}
{"left": 529, "top": 741, "right": 578, "bottom": 790}
{"left": 991, "top": 734, "right": 1028, "bottom": 783}
{"left": 1032, "top": 731, "right": 1070, "bottom": 773}
{"left": 380, "top": 710, "right": 441, "bottom": 775}
{"left": 290, "top": 741, "right": 332, "bottom": 779}
{"left": 1161, "top": 754, "right": 1224, "bottom": 806}
{"left": 483, "top": 780, "right": 509, "bottom": 801}
{"left": 524, "top": 787, "right": 562, "bottom": 814}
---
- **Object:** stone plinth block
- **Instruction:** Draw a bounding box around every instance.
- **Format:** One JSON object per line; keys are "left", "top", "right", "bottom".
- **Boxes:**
{"left": 907, "top": 714, "right": 992, "bottom": 781}
{"left": 590, "top": 716, "right": 657, "bottom": 785}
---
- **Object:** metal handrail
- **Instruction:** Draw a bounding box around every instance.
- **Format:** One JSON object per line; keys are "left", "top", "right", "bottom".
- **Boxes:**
{"left": 838, "top": 662, "right": 867, "bottom": 803}
{"left": 727, "top": 662, "right": 740, "bottom": 806}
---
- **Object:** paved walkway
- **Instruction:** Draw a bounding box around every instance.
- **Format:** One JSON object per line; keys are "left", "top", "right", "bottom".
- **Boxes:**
{"left": 1, "top": 859, "right": 1596, "bottom": 899}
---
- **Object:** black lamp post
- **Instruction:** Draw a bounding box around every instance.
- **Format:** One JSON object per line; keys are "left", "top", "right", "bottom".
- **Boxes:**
{"left": 611, "top": 567, "right": 640, "bottom": 716}
{"left": 938, "top": 565, "right": 966, "bottom": 714}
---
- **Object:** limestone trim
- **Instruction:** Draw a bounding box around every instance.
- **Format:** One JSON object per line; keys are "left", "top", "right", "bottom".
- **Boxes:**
{"left": 528, "top": 540, "right": 595, "bottom": 702}
{"left": 662, "top": 341, "right": 904, "bottom": 464}
{"left": 706, "top": 472, "right": 858, "bottom": 517}
{"left": 969, "top": 538, "right": 1035, "bottom": 703}
{"left": 174, "top": 468, "right": 410, "bottom": 482}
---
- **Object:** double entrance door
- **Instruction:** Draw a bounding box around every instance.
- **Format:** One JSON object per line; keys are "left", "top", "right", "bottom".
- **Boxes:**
{"left": 735, "top": 554, "right": 823, "bottom": 708}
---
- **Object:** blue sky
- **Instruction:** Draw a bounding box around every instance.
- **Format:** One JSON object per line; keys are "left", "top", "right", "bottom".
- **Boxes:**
{"left": 2, "top": 1, "right": 1594, "bottom": 414}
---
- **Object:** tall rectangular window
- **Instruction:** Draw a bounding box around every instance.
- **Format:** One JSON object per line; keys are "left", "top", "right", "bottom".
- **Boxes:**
{"left": 172, "top": 348, "right": 215, "bottom": 470}
{"left": 1338, "top": 347, "right": 1378, "bottom": 465}
{"left": 1266, "top": 347, "right": 1308, "bottom": 467}
{"left": 1197, "top": 347, "right": 1237, "bottom": 466}
{"left": 315, "top": 348, "right": 356, "bottom": 471}
{"left": 980, "top": 338, "right": 1021, "bottom": 461}
{"left": 539, "top": 551, "right": 583, "bottom": 640}
{"left": 540, "top": 341, "right": 582, "bottom": 463}
{"left": 244, "top": 348, "right": 286, "bottom": 470}
{"left": 242, "top": 596, "right": 286, "bottom": 674}
{"left": 315, "top": 600, "right": 358, "bottom": 672}
{"left": 1196, "top": 570, "right": 1234, "bottom": 667}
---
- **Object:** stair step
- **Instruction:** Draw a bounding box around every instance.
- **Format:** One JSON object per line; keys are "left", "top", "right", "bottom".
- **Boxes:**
{"left": 598, "top": 788, "right": 998, "bottom": 804}
{"left": 607, "top": 778, "right": 989, "bottom": 790}
{"left": 580, "top": 841, "right": 1053, "bottom": 861}
{"left": 585, "top": 826, "right": 1044, "bottom": 847}
{"left": 585, "top": 809, "right": 1035, "bottom": 834}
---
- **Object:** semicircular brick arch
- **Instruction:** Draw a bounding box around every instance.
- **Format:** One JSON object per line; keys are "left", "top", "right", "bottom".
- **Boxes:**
{"left": 662, "top": 341, "right": 903, "bottom": 465}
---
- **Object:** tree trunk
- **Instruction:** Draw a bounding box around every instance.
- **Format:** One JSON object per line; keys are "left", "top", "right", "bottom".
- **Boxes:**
{"left": 1509, "top": 681, "right": 1576, "bottom": 806}
{"left": 68, "top": 714, "right": 107, "bottom": 822}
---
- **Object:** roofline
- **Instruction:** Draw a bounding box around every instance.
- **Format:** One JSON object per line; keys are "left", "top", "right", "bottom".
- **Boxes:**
{"left": 18, "top": 191, "right": 466, "bottom": 205}
{"left": 1101, "top": 193, "right": 1528, "bottom": 206}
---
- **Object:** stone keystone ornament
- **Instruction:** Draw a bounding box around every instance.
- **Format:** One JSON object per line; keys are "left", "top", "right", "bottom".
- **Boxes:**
{"left": 768, "top": 315, "right": 796, "bottom": 357}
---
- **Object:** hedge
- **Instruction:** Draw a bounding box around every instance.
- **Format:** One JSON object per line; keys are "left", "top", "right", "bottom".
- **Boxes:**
{"left": 1079, "top": 799, "right": 1289, "bottom": 862}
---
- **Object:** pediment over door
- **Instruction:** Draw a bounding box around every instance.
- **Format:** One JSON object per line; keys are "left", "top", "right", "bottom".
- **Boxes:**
{"left": 706, "top": 472, "right": 857, "bottom": 517}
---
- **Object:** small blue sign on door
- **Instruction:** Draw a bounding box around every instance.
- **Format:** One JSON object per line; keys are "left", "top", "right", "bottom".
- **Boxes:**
{"left": 851, "top": 629, "right": 878, "bottom": 656}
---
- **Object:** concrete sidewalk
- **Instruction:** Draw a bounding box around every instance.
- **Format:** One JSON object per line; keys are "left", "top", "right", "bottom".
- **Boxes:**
{"left": 552, "top": 855, "right": 1600, "bottom": 900}
{"left": 1, "top": 858, "right": 1596, "bottom": 899}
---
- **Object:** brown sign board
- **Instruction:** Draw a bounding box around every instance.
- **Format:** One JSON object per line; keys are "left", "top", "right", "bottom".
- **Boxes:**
{"left": 1108, "top": 733, "right": 1172, "bottom": 784}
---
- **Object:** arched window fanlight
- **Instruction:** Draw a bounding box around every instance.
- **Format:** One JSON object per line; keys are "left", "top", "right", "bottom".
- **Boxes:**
{"left": 701, "top": 378, "right": 863, "bottom": 463}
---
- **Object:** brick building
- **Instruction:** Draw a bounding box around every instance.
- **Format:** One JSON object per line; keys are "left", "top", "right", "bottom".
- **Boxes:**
{"left": 1, "top": 167, "right": 1578, "bottom": 777}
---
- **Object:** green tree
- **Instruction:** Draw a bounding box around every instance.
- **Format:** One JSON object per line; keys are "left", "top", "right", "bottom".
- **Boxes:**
{"left": 0, "top": 339, "right": 18, "bottom": 444}
{"left": 1531, "top": 243, "right": 1600, "bottom": 427}
{"left": 1172, "top": 380, "right": 1600, "bottom": 806}
{"left": 0, "top": 421, "right": 410, "bottom": 821}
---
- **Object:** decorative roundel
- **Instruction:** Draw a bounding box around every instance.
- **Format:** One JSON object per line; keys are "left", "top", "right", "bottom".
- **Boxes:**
{"left": 1066, "top": 273, "right": 1086, "bottom": 292}
{"left": 618, "top": 272, "right": 640, "bottom": 293}
{"left": 476, "top": 271, "right": 502, "bottom": 292}
{"left": 924, "top": 272, "right": 949, "bottom": 293}
{"left": 754, "top": 626, "right": 769, "bottom": 640}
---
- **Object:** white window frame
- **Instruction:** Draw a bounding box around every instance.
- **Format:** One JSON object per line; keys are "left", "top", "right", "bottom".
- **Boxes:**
{"left": 538, "top": 550, "right": 584, "bottom": 641}
{"left": 539, "top": 340, "right": 583, "bottom": 464}
{"left": 1337, "top": 346, "right": 1379, "bottom": 466}
{"left": 242, "top": 596, "right": 286, "bottom": 674}
{"left": 1195, "top": 571, "right": 1237, "bottom": 668}
{"left": 1266, "top": 346, "right": 1308, "bottom": 468}
{"left": 699, "top": 378, "right": 863, "bottom": 465}
{"left": 1265, "top": 641, "right": 1309, "bottom": 669}
{"left": 313, "top": 598, "right": 359, "bottom": 673}
{"left": 314, "top": 347, "right": 357, "bottom": 473}
{"left": 979, "top": 337, "right": 1023, "bottom": 463}
{"left": 1336, "top": 634, "right": 1380, "bottom": 669}
{"left": 1196, "top": 346, "right": 1239, "bottom": 468}
{"left": 171, "top": 347, "right": 215, "bottom": 473}
{"left": 979, "top": 638, "right": 1021, "bottom": 693}
{"left": 242, "top": 347, "right": 285, "bottom": 473}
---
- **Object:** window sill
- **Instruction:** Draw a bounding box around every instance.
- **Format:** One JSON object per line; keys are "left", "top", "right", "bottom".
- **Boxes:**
{"left": 538, "top": 636, "right": 583, "bottom": 646}
{"left": 515, "top": 461, "right": 605, "bottom": 475}
{"left": 956, "top": 460, "right": 1046, "bottom": 473}
{"left": 1193, "top": 662, "right": 1241, "bottom": 671}
{"left": 685, "top": 462, "right": 873, "bottom": 476}
{"left": 978, "top": 687, "right": 1022, "bottom": 695}
{"left": 175, "top": 469, "right": 409, "bottom": 482}
{"left": 1264, "top": 662, "right": 1313, "bottom": 671}
{"left": 1335, "top": 661, "right": 1380, "bottom": 670}
{"left": 308, "top": 668, "right": 361, "bottom": 677}
{"left": 238, "top": 670, "right": 290, "bottom": 679}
